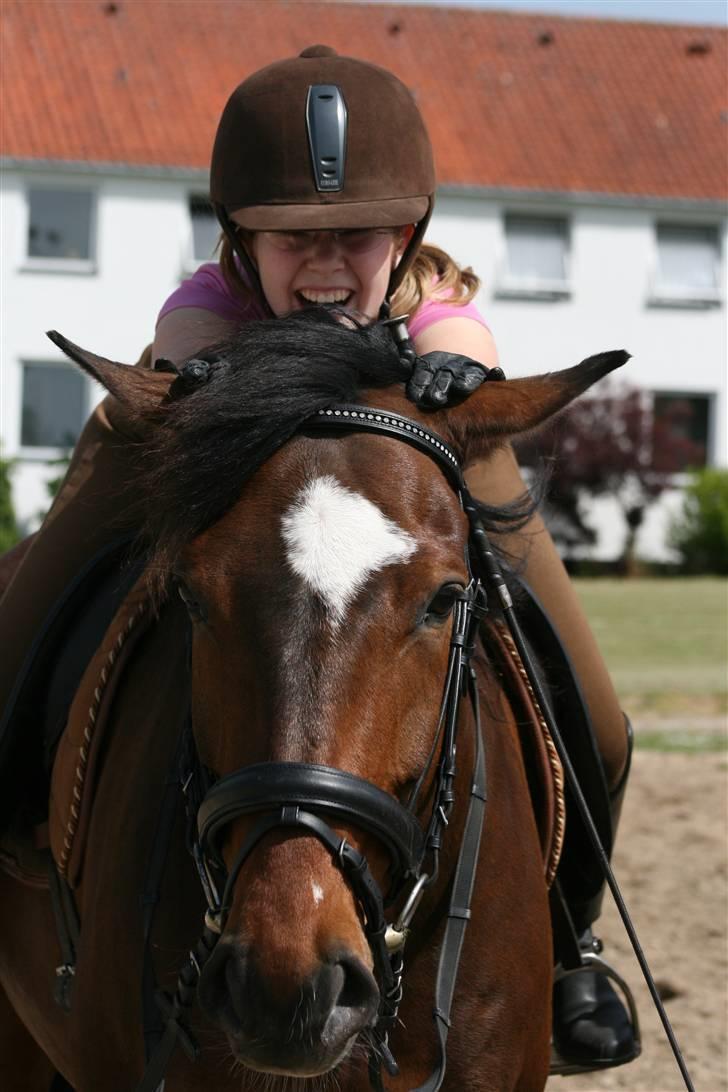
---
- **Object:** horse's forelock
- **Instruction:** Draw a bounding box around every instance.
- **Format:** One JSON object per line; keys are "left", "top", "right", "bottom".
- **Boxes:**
{"left": 131, "top": 311, "right": 409, "bottom": 584}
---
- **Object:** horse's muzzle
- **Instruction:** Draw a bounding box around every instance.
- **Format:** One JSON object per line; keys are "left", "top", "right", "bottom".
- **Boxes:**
{"left": 198, "top": 939, "right": 380, "bottom": 1075}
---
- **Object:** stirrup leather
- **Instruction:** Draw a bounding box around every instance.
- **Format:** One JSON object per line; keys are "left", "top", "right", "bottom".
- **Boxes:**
{"left": 549, "top": 951, "right": 642, "bottom": 1076}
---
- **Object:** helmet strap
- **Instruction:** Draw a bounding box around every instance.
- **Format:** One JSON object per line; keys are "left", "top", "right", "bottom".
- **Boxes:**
{"left": 385, "top": 198, "right": 434, "bottom": 304}
{"left": 214, "top": 205, "right": 275, "bottom": 318}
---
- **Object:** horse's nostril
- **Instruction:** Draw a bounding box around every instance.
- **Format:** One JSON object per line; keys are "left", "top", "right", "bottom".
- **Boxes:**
{"left": 321, "top": 954, "right": 379, "bottom": 1048}
{"left": 336, "top": 954, "right": 378, "bottom": 1012}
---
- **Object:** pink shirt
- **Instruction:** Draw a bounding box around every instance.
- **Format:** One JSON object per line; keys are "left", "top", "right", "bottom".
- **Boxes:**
{"left": 157, "top": 263, "right": 489, "bottom": 340}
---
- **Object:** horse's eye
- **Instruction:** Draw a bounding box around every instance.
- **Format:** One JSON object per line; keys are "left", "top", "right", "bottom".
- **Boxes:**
{"left": 177, "top": 580, "right": 207, "bottom": 623}
{"left": 424, "top": 584, "right": 462, "bottom": 625}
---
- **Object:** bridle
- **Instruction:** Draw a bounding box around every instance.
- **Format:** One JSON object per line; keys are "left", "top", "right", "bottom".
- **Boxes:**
{"left": 138, "top": 404, "right": 490, "bottom": 1092}
{"left": 196, "top": 406, "right": 488, "bottom": 1091}
{"left": 137, "top": 402, "right": 695, "bottom": 1092}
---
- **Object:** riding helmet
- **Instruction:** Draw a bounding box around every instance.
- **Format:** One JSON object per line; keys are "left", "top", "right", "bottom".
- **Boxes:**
{"left": 210, "top": 45, "right": 436, "bottom": 300}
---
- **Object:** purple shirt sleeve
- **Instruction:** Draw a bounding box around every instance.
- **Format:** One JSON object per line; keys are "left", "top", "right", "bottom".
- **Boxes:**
{"left": 408, "top": 296, "right": 490, "bottom": 341}
{"left": 156, "top": 263, "right": 264, "bottom": 326}
{"left": 157, "top": 264, "right": 490, "bottom": 342}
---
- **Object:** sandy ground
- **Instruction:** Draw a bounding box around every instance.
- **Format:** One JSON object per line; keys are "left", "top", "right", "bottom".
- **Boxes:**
{"left": 546, "top": 740, "right": 727, "bottom": 1092}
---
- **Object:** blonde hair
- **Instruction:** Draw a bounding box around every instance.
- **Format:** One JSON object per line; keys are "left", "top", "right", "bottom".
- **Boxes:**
{"left": 218, "top": 234, "right": 480, "bottom": 319}
{"left": 391, "top": 242, "right": 480, "bottom": 317}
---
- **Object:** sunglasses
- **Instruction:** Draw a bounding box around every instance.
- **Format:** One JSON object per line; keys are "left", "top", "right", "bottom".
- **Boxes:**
{"left": 256, "top": 228, "right": 398, "bottom": 255}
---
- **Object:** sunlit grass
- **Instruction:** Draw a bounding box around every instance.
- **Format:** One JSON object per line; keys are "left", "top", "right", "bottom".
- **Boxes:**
{"left": 573, "top": 577, "right": 728, "bottom": 715}
{"left": 635, "top": 730, "right": 727, "bottom": 753}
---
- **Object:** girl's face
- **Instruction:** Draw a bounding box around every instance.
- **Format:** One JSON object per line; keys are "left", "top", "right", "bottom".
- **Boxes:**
{"left": 236, "top": 223, "right": 414, "bottom": 320}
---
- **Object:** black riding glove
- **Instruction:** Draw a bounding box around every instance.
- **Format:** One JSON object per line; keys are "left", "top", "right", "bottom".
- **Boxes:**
{"left": 406, "top": 351, "right": 505, "bottom": 408}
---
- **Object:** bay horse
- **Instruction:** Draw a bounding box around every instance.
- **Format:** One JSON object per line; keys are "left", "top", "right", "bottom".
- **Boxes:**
{"left": 0, "top": 311, "right": 627, "bottom": 1092}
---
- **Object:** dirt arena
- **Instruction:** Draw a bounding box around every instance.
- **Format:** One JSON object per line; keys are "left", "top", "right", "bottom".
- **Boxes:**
{"left": 546, "top": 745, "right": 727, "bottom": 1092}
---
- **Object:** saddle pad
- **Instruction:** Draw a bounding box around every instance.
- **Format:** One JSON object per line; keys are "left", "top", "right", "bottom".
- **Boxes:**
{"left": 486, "top": 619, "right": 565, "bottom": 888}
{"left": 49, "top": 576, "right": 154, "bottom": 885}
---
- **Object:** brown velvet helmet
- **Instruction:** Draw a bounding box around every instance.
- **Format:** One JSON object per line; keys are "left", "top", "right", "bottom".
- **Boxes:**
{"left": 210, "top": 45, "right": 435, "bottom": 303}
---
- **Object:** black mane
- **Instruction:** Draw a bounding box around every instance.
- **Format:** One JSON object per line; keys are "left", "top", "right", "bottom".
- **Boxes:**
{"left": 131, "top": 307, "right": 534, "bottom": 582}
{"left": 135, "top": 309, "right": 409, "bottom": 575}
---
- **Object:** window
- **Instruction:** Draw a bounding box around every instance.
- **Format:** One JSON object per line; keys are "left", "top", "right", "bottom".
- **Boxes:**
{"left": 27, "top": 188, "right": 93, "bottom": 263}
{"left": 21, "top": 363, "right": 87, "bottom": 449}
{"left": 652, "top": 392, "right": 710, "bottom": 472}
{"left": 650, "top": 224, "right": 721, "bottom": 306}
{"left": 496, "top": 214, "right": 570, "bottom": 299}
{"left": 189, "top": 194, "right": 219, "bottom": 263}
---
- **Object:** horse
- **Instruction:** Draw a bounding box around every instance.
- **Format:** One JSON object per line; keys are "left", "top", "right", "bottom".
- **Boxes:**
{"left": 0, "top": 310, "right": 627, "bottom": 1092}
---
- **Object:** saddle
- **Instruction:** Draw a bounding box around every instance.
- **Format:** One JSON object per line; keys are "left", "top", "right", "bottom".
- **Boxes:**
{"left": 0, "top": 537, "right": 143, "bottom": 833}
{"left": 0, "top": 540, "right": 145, "bottom": 882}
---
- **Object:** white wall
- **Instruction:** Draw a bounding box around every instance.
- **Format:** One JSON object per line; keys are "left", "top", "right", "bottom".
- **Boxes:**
{"left": 1, "top": 166, "right": 203, "bottom": 529}
{"left": 432, "top": 194, "right": 727, "bottom": 561}
{"left": 1, "top": 166, "right": 725, "bottom": 559}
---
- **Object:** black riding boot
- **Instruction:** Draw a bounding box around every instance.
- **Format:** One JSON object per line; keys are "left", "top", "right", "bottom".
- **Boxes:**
{"left": 552, "top": 717, "right": 639, "bottom": 1069}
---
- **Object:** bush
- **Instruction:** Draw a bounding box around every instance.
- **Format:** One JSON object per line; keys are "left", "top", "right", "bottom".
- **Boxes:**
{"left": 670, "top": 468, "right": 728, "bottom": 575}
{"left": 0, "top": 454, "right": 20, "bottom": 554}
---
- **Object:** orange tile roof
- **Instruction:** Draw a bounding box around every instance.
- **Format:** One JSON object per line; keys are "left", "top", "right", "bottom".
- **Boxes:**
{"left": 1, "top": 0, "right": 726, "bottom": 201}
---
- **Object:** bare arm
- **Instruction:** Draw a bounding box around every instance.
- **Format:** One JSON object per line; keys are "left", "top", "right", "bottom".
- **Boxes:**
{"left": 412, "top": 316, "right": 500, "bottom": 368}
{"left": 152, "top": 308, "right": 239, "bottom": 366}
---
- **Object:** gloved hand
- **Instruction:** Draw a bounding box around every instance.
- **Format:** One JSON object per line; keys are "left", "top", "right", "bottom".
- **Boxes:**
{"left": 406, "top": 351, "right": 505, "bottom": 408}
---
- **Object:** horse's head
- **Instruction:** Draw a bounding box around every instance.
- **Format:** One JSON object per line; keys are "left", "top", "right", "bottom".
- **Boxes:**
{"left": 51, "top": 312, "right": 627, "bottom": 1080}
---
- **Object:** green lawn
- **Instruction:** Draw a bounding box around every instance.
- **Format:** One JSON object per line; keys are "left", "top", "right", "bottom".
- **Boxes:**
{"left": 572, "top": 578, "right": 728, "bottom": 717}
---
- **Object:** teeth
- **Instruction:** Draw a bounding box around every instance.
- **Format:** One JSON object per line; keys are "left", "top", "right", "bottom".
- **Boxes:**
{"left": 298, "top": 289, "right": 352, "bottom": 304}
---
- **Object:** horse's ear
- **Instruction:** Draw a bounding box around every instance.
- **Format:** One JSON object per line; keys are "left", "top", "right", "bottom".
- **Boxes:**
{"left": 447, "top": 350, "right": 631, "bottom": 467}
{"left": 46, "top": 331, "right": 174, "bottom": 414}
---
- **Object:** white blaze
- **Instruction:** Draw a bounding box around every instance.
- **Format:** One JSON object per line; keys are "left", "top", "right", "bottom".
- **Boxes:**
{"left": 281, "top": 475, "right": 417, "bottom": 624}
{"left": 312, "top": 881, "right": 325, "bottom": 906}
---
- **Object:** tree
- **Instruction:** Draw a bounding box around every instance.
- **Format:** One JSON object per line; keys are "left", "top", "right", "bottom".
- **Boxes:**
{"left": 516, "top": 383, "right": 706, "bottom": 573}
{"left": 0, "top": 453, "right": 20, "bottom": 554}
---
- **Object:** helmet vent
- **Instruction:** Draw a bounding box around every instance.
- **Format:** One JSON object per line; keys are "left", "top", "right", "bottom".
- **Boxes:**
{"left": 306, "top": 84, "right": 347, "bottom": 192}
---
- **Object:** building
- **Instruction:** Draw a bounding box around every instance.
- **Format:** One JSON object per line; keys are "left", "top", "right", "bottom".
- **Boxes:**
{"left": 1, "top": 1, "right": 726, "bottom": 559}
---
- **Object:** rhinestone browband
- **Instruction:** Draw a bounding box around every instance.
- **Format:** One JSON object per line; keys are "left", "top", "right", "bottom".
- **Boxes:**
{"left": 304, "top": 404, "right": 464, "bottom": 489}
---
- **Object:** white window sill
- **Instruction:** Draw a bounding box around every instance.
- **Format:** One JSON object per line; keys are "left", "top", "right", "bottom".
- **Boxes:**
{"left": 17, "top": 446, "right": 75, "bottom": 462}
{"left": 493, "top": 279, "right": 572, "bottom": 302}
{"left": 646, "top": 290, "right": 722, "bottom": 310}
{"left": 19, "top": 258, "right": 96, "bottom": 276}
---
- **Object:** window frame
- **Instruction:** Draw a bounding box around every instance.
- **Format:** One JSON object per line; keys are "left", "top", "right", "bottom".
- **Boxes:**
{"left": 21, "top": 183, "right": 98, "bottom": 275}
{"left": 647, "top": 221, "right": 722, "bottom": 309}
{"left": 18, "top": 359, "right": 91, "bottom": 459}
{"left": 494, "top": 211, "right": 572, "bottom": 301}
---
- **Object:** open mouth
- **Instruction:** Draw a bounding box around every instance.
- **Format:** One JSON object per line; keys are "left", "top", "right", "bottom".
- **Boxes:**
{"left": 295, "top": 289, "right": 354, "bottom": 306}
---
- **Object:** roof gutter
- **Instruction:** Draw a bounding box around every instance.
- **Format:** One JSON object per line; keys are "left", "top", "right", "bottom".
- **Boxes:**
{"left": 2, "top": 158, "right": 726, "bottom": 215}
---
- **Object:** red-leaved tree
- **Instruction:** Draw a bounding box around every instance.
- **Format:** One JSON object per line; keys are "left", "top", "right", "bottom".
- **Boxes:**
{"left": 515, "top": 383, "right": 706, "bottom": 573}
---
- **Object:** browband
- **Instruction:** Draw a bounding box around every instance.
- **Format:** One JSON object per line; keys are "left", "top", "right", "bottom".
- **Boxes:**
{"left": 304, "top": 405, "right": 464, "bottom": 491}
